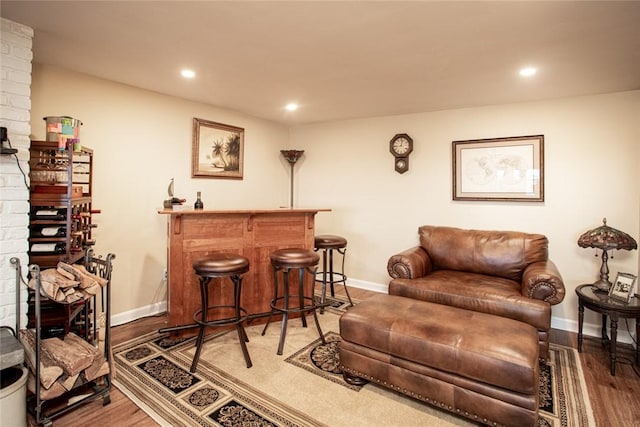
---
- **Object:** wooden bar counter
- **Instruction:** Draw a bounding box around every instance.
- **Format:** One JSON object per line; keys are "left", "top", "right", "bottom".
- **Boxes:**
{"left": 158, "top": 208, "right": 330, "bottom": 333}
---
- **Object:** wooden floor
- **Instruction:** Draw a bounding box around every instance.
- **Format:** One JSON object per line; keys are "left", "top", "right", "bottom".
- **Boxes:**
{"left": 41, "top": 287, "right": 640, "bottom": 426}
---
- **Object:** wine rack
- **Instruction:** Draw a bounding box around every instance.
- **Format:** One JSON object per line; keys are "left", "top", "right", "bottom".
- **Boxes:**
{"left": 25, "top": 291, "right": 91, "bottom": 339}
{"left": 29, "top": 140, "right": 97, "bottom": 268}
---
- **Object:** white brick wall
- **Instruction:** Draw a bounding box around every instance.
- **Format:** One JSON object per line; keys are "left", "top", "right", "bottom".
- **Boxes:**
{"left": 0, "top": 18, "right": 33, "bottom": 330}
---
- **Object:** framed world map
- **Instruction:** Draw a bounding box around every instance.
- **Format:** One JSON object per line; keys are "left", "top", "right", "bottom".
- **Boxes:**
{"left": 452, "top": 135, "right": 544, "bottom": 202}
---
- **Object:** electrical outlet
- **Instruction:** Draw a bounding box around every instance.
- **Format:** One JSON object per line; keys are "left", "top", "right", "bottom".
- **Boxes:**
{"left": 162, "top": 268, "right": 168, "bottom": 281}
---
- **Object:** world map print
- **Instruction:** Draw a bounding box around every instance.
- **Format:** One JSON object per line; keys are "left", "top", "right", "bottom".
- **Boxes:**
{"left": 461, "top": 144, "right": 535, "bottom": 193}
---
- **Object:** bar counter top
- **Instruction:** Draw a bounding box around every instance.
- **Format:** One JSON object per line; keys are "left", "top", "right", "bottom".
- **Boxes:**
{"left": 157, "top": 207, "right": 331, "bottom": 215}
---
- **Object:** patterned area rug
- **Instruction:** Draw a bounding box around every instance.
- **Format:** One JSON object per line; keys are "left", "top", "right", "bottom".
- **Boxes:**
{"left": 113, "top": 296, "right": 594, "bottom": 427}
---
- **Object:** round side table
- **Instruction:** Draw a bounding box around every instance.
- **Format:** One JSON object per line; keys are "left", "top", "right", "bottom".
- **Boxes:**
{"left": 576, "top": 283, "right": 640, "bottom": 375}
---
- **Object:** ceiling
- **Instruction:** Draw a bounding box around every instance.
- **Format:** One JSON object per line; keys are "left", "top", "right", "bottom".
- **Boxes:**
{"left": 2, "top": 1, "right": 640, "bottom": 125}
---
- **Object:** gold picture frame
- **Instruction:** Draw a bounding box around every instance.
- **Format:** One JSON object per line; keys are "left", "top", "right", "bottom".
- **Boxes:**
{"left": 192, "top": 118, "right": 244, "bottom": 179}
{"left": 452, "top": 135, "right": 544, "bottom": 201}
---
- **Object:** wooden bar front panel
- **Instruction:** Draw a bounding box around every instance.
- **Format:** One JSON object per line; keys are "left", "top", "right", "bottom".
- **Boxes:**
{"left": 162, "top": 209, "right": 324, "bottom": 331}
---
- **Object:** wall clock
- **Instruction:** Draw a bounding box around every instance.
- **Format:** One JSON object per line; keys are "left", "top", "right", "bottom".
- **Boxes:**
{"left": 389, "top": 133, "right": 413, "bottom": 174}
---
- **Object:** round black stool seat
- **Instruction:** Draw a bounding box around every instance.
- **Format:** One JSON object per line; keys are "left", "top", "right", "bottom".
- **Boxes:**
{"left": 262, "top": 248, "right": 325, "bottom": 355}
{"left": 194, "top": 254, "right": 250, "bottom": 276}
{"left": 314, "top": 234, "right": 353, "bottom": 313}
{"left": 314, "top": 234, "right": 347, "bottom": 250}
{"left": 270, "top": 248, "right": 320, "bottom": 269}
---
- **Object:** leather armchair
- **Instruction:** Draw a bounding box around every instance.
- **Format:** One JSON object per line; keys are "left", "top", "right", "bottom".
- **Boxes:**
{"left": 387, "top": 225, "right": 565, "bottom": 359}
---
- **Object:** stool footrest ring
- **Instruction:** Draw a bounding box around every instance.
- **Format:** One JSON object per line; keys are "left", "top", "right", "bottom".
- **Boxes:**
{"left": 193, "top": 305, "right": 248, "bottom": 327}
{"left": 315, "top": 272, "right": 347, "bottom": 284}
{"left": 269, "top": 295, "right": 318, "bottom": 314}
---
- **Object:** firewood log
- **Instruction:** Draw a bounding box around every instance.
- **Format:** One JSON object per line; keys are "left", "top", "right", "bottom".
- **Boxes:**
{"left": 43, "top": 268, "right": 78, "bottom": 288}
{"left": 19, "top": 329, "right": 64, "bottom": 389}
{"left": 85, "top": 360, "right": 109, "bottom": 382}
{"left": 27, "top": 373, "right": 66, "bottom": 400}
{"left": 40, "top": 333, "right": 94, "bottom": 376}
{"left": 28, "top": 268, "right": 80, "bottom": 302}
{"left": 59, "top": 372, "right": 80, "bottom": 391}
{"left": 57, "top": 262, "right": 107, "bottom": 289}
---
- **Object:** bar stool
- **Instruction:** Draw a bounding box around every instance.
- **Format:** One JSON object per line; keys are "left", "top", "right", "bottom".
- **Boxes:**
{"left": 160, "top": 253, "right": 252, "bottom": 373}
{"left": 314, "top": 234, "right": 353, "bottom": 313}
{"left": 261, "top": 248, "right": 326, "bottom": 355}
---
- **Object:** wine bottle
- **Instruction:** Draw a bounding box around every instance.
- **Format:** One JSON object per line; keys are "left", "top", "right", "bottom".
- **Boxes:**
{"left": 194, "top": 191, "right": 204, "bottom": 210}
{"left": 32, "top": 226, "right": 66, "bottom": 237}
{"left": 32, "top": 209, "right": 66, "bottom": 221}
{"left": 30, "top": 243, "right": 66, "bottom": 254}
{"left": 81, "top": 223, "right": 98, "bottom": 233}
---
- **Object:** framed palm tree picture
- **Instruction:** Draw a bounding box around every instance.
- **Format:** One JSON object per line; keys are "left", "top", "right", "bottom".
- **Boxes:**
{"left": 192, "top": 118, "right": 244, "bottom": 179}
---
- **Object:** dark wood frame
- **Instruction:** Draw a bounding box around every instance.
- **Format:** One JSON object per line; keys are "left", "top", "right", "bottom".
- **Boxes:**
{"left": 192, "top": 118, "right": 244, "bottom": 179}
{"left": 452, "top": 135, "right": 544, "bottom": 202}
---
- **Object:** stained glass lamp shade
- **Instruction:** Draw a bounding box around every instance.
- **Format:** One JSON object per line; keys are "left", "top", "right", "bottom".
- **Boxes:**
{"left": 577, "top": 218, "right": 638, "bottom": 290}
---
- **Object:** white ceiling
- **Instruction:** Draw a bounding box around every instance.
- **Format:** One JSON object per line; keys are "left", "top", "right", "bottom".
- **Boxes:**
{"left": 2, "top": 1, "right": 640, "bottom": 125}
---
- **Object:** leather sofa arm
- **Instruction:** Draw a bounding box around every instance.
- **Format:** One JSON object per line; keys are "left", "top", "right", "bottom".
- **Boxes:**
{"left": 387, "top": 246, "right": 432, "bottom": 279}
{"left": 521, "top": 260, "right": 565, "bottom": 305}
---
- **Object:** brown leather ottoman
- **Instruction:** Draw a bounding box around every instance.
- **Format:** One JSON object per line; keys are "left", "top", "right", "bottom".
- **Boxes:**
{"left": 340, "top": 294, "right": 539, "bottom": 426}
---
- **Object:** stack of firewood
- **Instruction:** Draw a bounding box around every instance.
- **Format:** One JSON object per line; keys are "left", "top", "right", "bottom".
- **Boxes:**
{"left": 28, "top": 262, "right": 108, "bottom": 304}
{"left": 19, "top": 329, "right": 109, "bottom": 400}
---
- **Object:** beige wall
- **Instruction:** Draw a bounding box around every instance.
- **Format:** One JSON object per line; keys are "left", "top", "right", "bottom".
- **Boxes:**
{"left": 30, "top": 64, "right": 640, "bottom": 335}
{"left": 291, "top": 90, "right": 640, "bottom": 332}
{"left": 30, "top": 64, "right": 290, "bottom": 320}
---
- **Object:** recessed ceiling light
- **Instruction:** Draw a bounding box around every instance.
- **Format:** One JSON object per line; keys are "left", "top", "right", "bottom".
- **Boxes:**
{"left": 519, "top": 67, "right": 537, "bottom": 77}
{"left": 285, "top": 103, "right": 299, "bottom": 111}
{"left": 181, "top": 69, "right": 196, "bottom": 79}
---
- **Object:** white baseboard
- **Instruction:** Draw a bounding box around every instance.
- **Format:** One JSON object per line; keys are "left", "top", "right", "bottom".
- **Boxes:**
{"left": 552, "top": 315, "right": 636, "bottom": 344}
{"left": 111, "top": 301, "right": 166, "bottom": 327}
{"left": 109, "top": 281, "right": 382, "bottom": 327}
{"left": 346, "top": 278, "right": 388, "bottom": 294}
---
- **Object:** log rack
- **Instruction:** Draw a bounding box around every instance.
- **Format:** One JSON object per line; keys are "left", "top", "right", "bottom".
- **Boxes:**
{"left": 11, "top": 249, "right": 115, "bottom": 427}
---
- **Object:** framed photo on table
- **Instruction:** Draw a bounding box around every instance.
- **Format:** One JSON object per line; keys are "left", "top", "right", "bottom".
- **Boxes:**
{"left": 192, "top": 118, "right": 244, "bottom": 179}
{"left": 608, "top": 272, "right": 637, "bottom": 302}
{"left": 452, "top": 135, "right": 544, "bottom": 202}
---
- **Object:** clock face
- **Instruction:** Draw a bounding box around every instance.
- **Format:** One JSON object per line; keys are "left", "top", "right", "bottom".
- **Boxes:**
{"left": 393, "top": 138, "right": 410, "bottom": 155}
{"left": 390, "top": 134, "right": 413, "bottom": 157}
